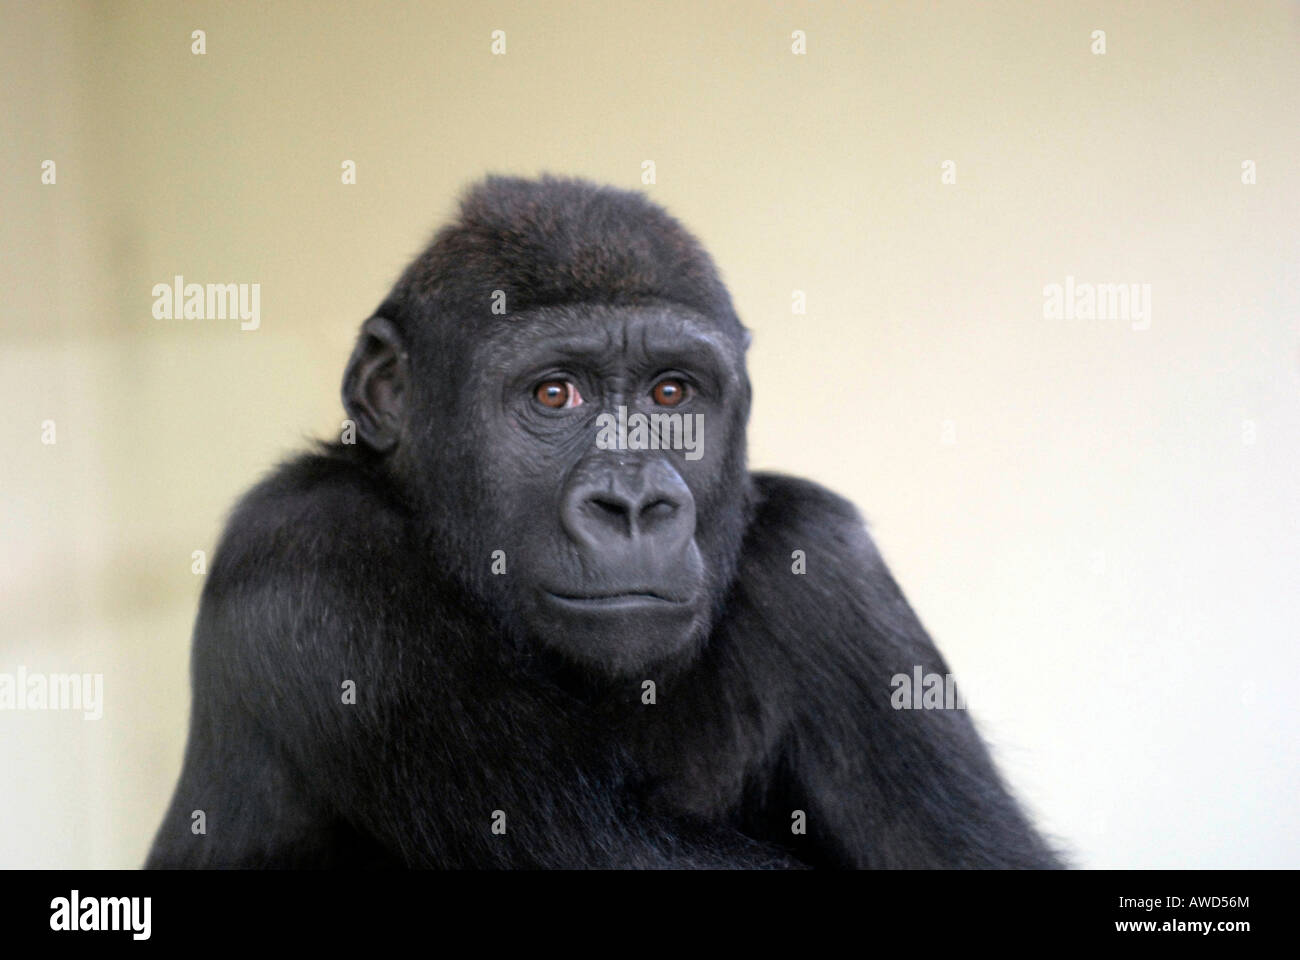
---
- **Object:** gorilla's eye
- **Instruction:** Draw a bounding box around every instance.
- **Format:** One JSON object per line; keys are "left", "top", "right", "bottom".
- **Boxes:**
{"left": 535, "top": 379, "right": 583, "bottom": 409}
{"left": 651, "top": 378, "right": 689, "bottom": 407}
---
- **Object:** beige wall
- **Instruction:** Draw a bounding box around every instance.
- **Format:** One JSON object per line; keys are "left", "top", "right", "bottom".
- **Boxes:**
{"left": 2, "top": 0, "right": 1297, "bottom": 868}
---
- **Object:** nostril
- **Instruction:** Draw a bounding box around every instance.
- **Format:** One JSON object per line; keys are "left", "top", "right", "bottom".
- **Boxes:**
{"left": 638, "top": 499, "right": 677, "bottom": 522}
{"left": 580, "top": 494, "right": 679, "bottom": 538}
{"left": 589, "top": 496, "right": 629, "bottom": 519}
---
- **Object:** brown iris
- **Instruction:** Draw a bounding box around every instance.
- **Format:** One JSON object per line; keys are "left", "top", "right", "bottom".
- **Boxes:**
{"left": 535, "top": 380, "right": 582, "bottom": 409}
{"left": 652, "top": 378, "right": 687, "bottom": 407}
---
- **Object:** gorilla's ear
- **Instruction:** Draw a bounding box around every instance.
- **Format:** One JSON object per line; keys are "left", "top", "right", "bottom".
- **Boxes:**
{"left": 341, "top": 316, "right": 409, "bottom": 452}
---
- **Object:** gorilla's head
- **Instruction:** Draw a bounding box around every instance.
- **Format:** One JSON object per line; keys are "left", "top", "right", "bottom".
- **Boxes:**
{"left": 342, "top": 176, "right": 753, "bottom": 677}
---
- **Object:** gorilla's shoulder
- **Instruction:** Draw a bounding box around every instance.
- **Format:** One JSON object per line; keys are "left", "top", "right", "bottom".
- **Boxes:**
{"left": 747, "top": 471, "right": 877, "bottom": 560}
{"left": 735, "top": 471, "right": 895, "bottom": 624}
{"left": 210, "top": 444, "right": 409, "bottom": 584}
{"left": 731, "top": 473, "right": 916, "bottom": 669}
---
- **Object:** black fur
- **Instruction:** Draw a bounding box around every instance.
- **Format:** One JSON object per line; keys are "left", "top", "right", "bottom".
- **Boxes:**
{"left": 147, "top": 176, "right": 1060, "bottom": 868}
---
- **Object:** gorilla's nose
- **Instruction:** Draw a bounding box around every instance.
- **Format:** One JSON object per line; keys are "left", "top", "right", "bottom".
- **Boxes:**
{"left": 561, "top": 460, "right": 695, "bottom": 552}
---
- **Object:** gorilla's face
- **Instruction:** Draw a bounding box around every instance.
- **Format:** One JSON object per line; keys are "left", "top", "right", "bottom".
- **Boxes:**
{"left": 458, "top": 303, "right": 751, "bottom": 676}
{"left": 342, "top": 177, "right": 756, "bottom": 680}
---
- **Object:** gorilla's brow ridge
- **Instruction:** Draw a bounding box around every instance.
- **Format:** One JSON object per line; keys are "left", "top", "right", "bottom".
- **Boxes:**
{"left": 486, "top": 304, "right": 738, "bottom": 376}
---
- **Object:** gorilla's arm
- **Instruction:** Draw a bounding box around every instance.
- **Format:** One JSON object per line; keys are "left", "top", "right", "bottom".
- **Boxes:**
{"left": 147, "top": 453, "right": 471, "bottom": 867}
{"left": 735, "top": 474, "right": 1061, "bottom": 868}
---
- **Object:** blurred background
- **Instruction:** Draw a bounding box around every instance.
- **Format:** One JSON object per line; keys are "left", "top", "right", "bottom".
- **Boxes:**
{"left": 2, "top": 0, "right": 1297, "bottom": 869}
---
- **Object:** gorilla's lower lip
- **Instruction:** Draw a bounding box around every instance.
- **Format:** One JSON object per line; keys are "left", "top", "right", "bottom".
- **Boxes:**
{"left": 543, "top": 591, "right": 688, "bottom": 610}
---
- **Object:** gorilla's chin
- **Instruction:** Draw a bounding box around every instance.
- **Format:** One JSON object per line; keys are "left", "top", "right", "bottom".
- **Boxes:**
{"left": 531, "top": 590, "right": 707, "bottom": 677}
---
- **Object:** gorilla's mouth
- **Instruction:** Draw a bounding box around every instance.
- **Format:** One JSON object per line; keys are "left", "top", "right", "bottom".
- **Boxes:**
{"left": 543, "top": 590, "right": 689, "bottom": 610}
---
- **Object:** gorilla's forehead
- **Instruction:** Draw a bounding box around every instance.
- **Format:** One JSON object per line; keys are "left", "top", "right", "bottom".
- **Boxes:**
{"left": 476, "top": 302, "right": 747, "bottom": 377}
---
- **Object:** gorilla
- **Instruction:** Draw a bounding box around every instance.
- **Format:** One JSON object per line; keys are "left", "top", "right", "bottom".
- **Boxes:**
{"left": 147, "top": 175, "right": 1060, "bottom": 869}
